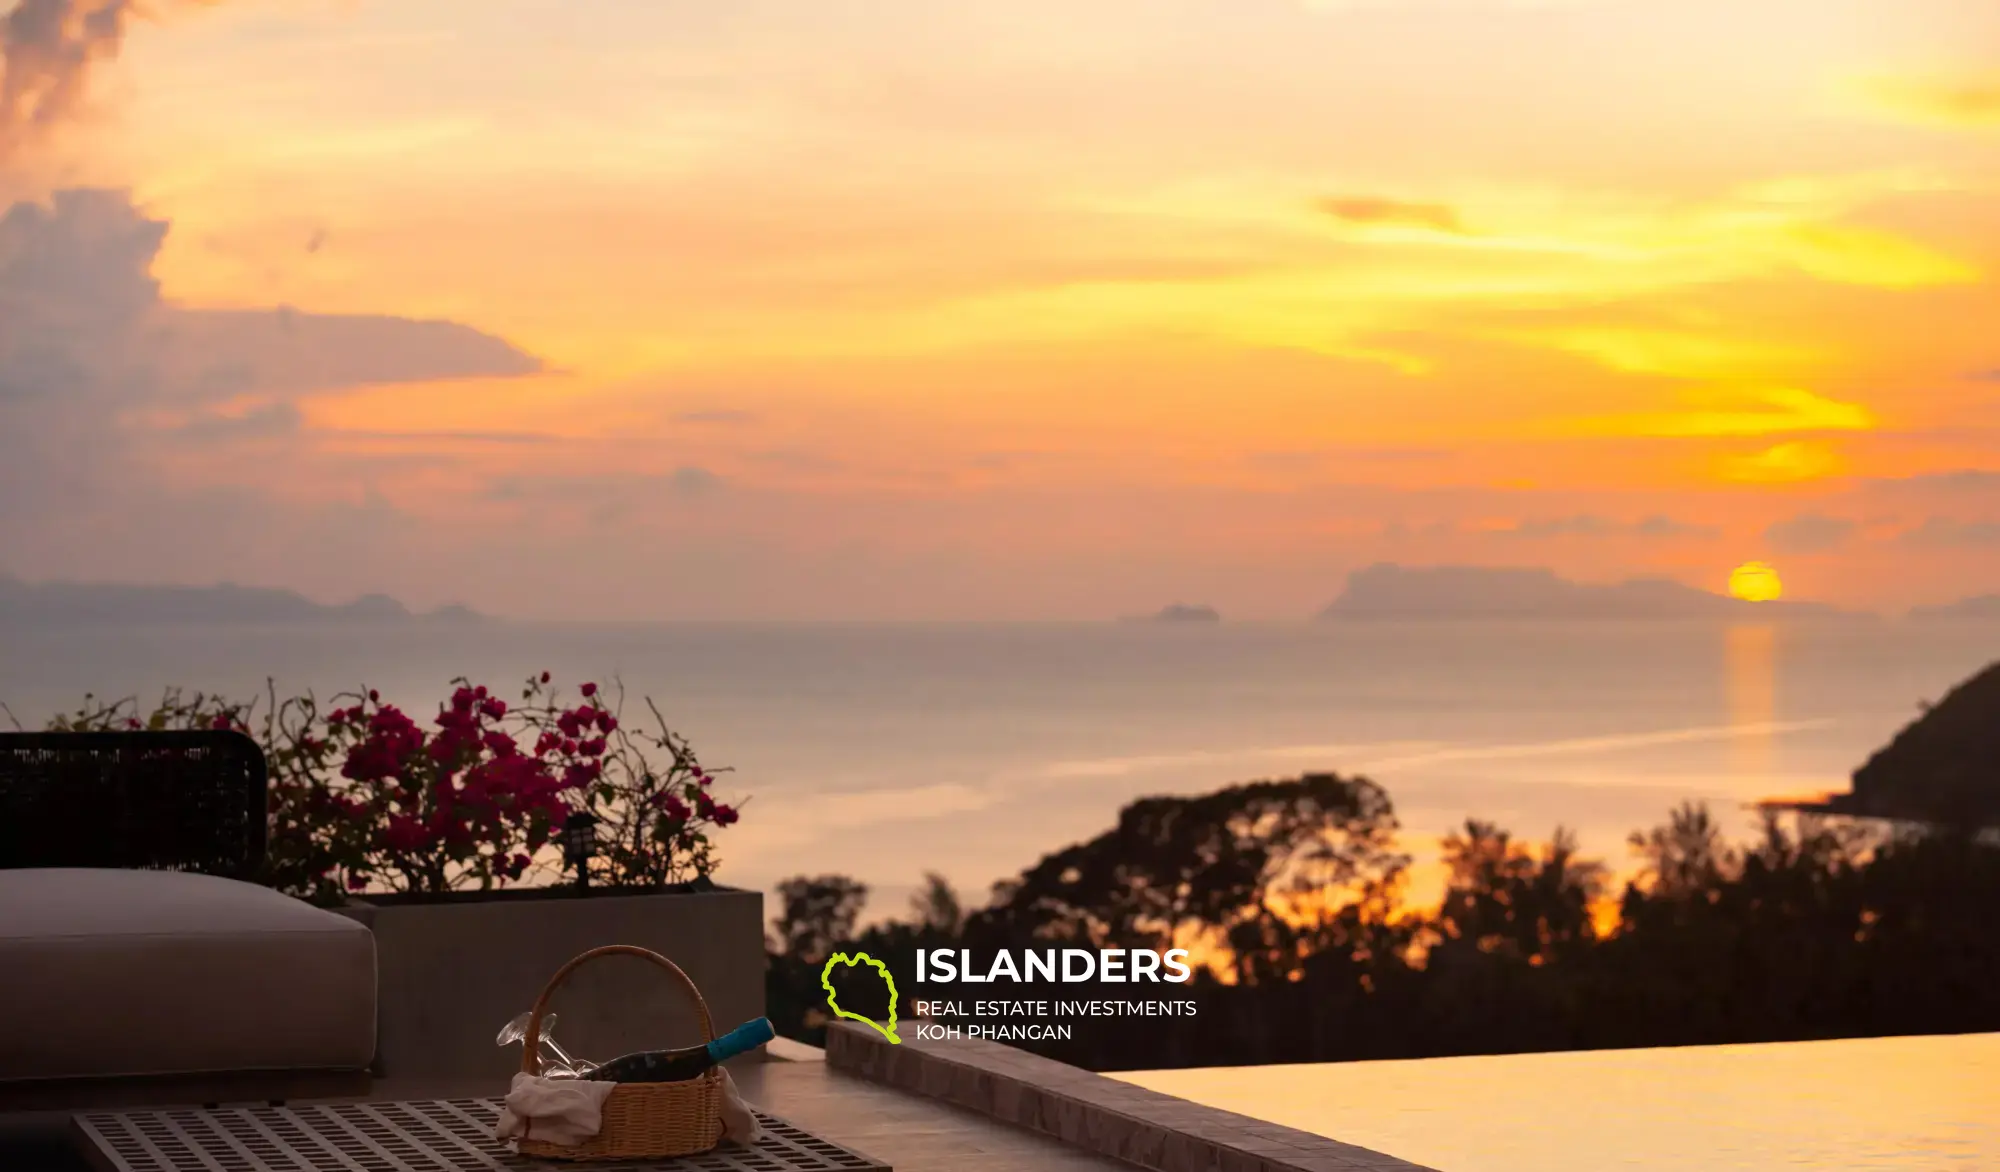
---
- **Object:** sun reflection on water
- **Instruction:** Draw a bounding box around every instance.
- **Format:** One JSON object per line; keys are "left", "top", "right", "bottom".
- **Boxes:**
{"left": 1725, "top": 623, "right": 1777, "bottom": 791}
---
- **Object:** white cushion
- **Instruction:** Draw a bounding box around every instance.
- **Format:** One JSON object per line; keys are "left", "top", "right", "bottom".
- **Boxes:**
{"left": 0, "top": 868, "right": 376, "bottom": 1082}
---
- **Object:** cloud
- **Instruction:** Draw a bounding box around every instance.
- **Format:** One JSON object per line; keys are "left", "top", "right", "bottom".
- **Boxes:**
{"left": 155, "top": 307, "right": 542, "bottom": 400}
{"left": 1764, "top": 512, "right": 1856, "bottom": 554}
{"left": 1973, "top": 369, "right": 2000, "bottom": 382}
{"left": 1715, "top": 440, "right": 1846, "bottom": 484}
{"left": 175, "top": 400, "right": 304, "bottom": 441}
{"left": 1778, "top": 223, "right": 1980, "bottom": 288}
{"left": 1899, "top": 517, "right": 2000, "bottom": 548}
{"left": 0, "top": 188, "right": 542, "bottom": 540}
{"left": 1242, "top": 447, "right": 1448, "bottom": 475}
{"left": 1871, "top": 469, "right": 2000, "bottom": 496}
{"left": 1, "top": 0, "right": 133, "bottom": 161}
{"left": 1317, "top": 195, "right": 1467, "bottom": 235}
{"left": 1, "top": 190, "right": 539, "bottom": 406}
{"left": 1499, "top": 514, "right": 1717, "bottom": 540}
{"left": 484, "top": 466, "right": 726, "bottom": 510}
{"left": 1632, "top": 515, "right": 1715, "bottom": 539}
{"left": 1300, "top": 0, "right": 1610, "bottom": 11}
{"left": 671, "top": 465, "right": 723, "bottom": 496}
{"left": 674, "top": 408, "right": 757, "bottom": 425}
{"left": 1648, "top": 389, "right": 1872, "bottom": 439}
{"left": 1852, "top": 73, "right": 2000, "bottom": 132}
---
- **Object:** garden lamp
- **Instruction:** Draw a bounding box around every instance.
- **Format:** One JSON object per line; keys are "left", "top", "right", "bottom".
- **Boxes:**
{"left": 562, "top": 810, "right": 598, "bottom": 889}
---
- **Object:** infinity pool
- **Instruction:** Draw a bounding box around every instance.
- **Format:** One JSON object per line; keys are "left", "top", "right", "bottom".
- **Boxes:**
{"left": 1114, "top": 1033, "right": 1999, "bottom": 1172}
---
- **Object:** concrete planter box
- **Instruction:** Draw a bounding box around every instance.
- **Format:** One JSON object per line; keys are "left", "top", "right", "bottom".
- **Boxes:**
{"left": 334, "top": 884, "right": 764, "bottom": 1079}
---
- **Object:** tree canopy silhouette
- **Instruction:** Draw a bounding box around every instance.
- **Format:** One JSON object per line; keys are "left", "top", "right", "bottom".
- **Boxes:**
{"left": 765, "top": 661, "right": 2000, "bottom": 1069}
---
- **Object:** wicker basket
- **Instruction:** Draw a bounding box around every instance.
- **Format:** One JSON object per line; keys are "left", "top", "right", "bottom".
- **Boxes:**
{"left": 515, "top": 945, "right": 726, "bottom": 1161}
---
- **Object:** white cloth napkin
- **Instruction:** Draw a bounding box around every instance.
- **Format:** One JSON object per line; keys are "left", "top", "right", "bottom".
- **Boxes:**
{"left": 494, "top": 1069, "right": 764, "bottom": 1148}
{"left": 718, "top": 1068, "right": 763, "bottom": 1146}
{"left": 496, "top": 1072, "right": 617, "bottom": 1145}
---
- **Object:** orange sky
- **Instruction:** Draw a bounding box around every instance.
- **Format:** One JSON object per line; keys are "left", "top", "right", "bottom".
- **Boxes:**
{"left": 1, "top": 0, "right": 1996, "bottom": 618}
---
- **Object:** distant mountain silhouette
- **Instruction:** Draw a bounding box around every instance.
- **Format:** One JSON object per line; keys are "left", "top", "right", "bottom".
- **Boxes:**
{"left": 1144, "top": 603, "right": 1222, "bottom": 624}
{"left": 1775, "top": 661, "right": 2000, "bottom": 829}
{"left": 0, "top": 575, "right": 484, "bottom": 626}
{"left": 1318, "top": 563, "right": 1851, "bottom": 621}
{"left": 1909, "top": 594, "right": 2000, "bottom": 621}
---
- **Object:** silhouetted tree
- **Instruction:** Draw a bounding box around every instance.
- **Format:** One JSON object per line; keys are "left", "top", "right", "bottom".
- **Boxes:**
{"left": 768, "top": 874, "right": 868, "bottom": 963}
{"left": 963, "top": 772, "right": 1407, "bottom": 985}
{"left": 908, "top": 870, "right": 964, "bottom": 934}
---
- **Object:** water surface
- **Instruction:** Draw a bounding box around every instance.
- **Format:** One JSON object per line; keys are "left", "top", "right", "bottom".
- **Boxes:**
{"left": 2, "top": 619, "right": 1993, "bottom": 911}
{"left": 1116, "top": 1033, "right": 2000, "bottom": 1171}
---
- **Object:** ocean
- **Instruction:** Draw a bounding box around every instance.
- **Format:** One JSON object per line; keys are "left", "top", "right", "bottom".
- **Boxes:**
{"left": 2, "top": 618, "right": 1994, "bottom": 916}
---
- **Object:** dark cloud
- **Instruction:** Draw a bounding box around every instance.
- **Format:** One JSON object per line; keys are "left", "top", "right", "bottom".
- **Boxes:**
{"left": 1632, "top": 515, "right": 1716, "bottom": 539}
{"left": 175, "top": 400, "right": 304, "bottom": 441}
{"left": 329, "top": 428, "right": 556, "bottom": 447}
{"left": 1764, "top": 512, "right": 1857, "bottom": 554}
{"left": 0, "top": 189, "right": 540, "bottom": 409}
{"left": 484, "top": 466, "right": 726, "bottom": 508}
{"left": 0, "top": 188, "right": 543, "bottom": 554}
{"left": 1900, "top": 517, "right": 2000, "bottom": 548}
{"left": 746, "top": 448, "right": 844, "bottom": 474}
{"left": 1317, "top": 195, "right": 1467, "bottom": 235}
{"left": 1, "top": 0, "right": 133, "bottom": 161}
{"left": 1870, "top": 469, "right": 2000, "bottom": 494}
{"left": 670, "top": 466, "right": 723, "bottom": 497}
{"left": 1501, "top": 514, "right": 1717, "bottom": 540}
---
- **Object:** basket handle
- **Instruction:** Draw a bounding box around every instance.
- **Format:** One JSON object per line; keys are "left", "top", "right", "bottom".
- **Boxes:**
{"left": 520, "top": 945, "right": 716, "bottom": 1076}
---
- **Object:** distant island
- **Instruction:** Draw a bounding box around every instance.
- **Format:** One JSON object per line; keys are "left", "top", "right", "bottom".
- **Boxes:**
{"left": 1318, "top": 564, "right": 1853, "bottom": 622}
{"left": 1142, "top": 603, "right": 1222, "bottom": 624}
{"left": 0, "top": 575, "right": 484, "bottom": 627}
{"left": 1909, "top": 594, "right": 2000, "bottom": 622}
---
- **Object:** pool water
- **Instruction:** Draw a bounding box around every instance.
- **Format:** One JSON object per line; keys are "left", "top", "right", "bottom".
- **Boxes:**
{"left": 1114, "top": 1033, "right": 2000, "bottom": 1171}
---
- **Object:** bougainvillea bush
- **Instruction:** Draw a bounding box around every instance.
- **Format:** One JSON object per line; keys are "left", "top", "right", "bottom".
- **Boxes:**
{"left": 32, "top": 674, "right": 741, "bottom": 906}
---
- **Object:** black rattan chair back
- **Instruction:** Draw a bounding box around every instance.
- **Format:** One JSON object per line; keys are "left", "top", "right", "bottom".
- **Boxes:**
{"left": 0, "top": 731, "right": 268, "bottom": 878}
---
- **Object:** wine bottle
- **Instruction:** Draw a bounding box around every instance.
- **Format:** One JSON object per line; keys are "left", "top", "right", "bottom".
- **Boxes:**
{"left": 582, "top": 1017, "right": 776, "bottom": 1083}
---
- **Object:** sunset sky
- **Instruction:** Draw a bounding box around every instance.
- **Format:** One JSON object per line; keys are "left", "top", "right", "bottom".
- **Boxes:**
{"left": 2, "top": 0, "right": 1997, "bottom": 619}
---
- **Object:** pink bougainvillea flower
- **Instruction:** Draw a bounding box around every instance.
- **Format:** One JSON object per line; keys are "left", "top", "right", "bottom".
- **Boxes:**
{"left": 381, "top": 814, "right": 427, "bottom": 853}
{"left": 580, "top": 682, "right": 598, "bottom": 698}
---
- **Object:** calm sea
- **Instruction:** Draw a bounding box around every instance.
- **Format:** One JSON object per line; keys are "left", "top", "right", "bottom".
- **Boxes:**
{"left": 2, "top": 619, "right": 1994, "bottom": 913}
{"left": 1117, "top": 1032, "right": 2000, "bottom": 1171}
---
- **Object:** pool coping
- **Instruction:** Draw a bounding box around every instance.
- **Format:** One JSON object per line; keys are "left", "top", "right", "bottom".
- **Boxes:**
{"left": 821, "top": 1020, "right": 1436, "bottom": 1172}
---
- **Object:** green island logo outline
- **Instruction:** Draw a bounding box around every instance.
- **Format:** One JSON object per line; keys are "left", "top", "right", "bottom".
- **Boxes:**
{"left": 820, "top": 951, "right": 901, "bottom": 1043}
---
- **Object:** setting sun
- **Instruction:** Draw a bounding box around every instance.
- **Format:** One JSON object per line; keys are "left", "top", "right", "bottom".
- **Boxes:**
{"left": 1729, "top": 561, "right": 1785, "bottom": 603}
